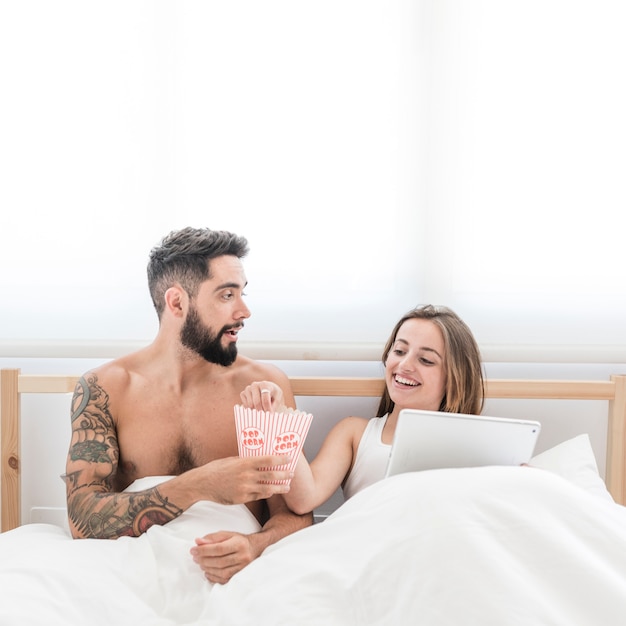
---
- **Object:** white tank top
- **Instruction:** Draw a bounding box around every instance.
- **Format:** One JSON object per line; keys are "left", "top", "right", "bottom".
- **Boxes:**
{"left": 342, "top": 414, "right": 391, "bottom": 500}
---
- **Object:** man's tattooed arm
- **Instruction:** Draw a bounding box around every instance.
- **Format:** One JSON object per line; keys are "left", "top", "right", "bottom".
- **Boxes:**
{"left": 63, "top": 374, "right": 183, "bottom": 539}
{"left": 65, "top": 482, "right": 183, "bottom": 539}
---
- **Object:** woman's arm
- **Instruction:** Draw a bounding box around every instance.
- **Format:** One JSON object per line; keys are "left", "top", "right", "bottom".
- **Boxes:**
{"left": 284, "top": 417, "right": 366, "bottom": 514}
{"left": 239, "top": 380, "right": 368, "bottom": 515}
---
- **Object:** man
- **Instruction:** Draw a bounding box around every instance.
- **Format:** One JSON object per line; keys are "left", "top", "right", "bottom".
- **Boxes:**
{"left": 63, "top": 227, "right": 312, "bottom": 583}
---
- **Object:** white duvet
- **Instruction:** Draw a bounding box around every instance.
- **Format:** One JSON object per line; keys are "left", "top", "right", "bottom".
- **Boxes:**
{"left": 1, "top": 467, "right": 625, "bottom": 625}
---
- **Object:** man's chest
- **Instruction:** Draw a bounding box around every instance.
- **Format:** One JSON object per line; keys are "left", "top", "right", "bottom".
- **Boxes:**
{"left": 115, "top": 395, "right": 241, "bottom": 482}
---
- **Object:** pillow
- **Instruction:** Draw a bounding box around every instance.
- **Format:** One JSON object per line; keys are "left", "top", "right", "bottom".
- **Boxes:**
{"left": 529, "top": 434, "right": 614, "bottom": 502}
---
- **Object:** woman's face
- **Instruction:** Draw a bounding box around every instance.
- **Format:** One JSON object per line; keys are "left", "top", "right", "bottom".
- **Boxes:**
{"left": 384, "top": 318, "right": 447, "bottom": 414}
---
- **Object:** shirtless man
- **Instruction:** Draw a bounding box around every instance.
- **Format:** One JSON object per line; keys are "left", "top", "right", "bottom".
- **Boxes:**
{"left": 63, "top": 227, "right": 311, "bottom": 583}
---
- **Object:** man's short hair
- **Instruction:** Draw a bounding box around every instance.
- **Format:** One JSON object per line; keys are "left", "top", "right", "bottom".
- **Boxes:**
{"left": 147, "top": 227, "right": 249, "bottom": 317}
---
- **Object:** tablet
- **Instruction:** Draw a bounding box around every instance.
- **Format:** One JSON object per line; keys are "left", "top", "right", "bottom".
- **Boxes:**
{"left": 384, "top": 409, "right": 541, "bottom": 478}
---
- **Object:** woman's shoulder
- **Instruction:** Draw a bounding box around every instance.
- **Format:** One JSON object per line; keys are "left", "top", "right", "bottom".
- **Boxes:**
{"left": 332, "top": 415, "right": 372, "bottom": 438}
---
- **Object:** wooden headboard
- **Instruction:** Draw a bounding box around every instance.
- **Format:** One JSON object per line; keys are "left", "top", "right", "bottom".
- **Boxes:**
{"left": 2, "top": 368, "right": 626, "bottom": 532}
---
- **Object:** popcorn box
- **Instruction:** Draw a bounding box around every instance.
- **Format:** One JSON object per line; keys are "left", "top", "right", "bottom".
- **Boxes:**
{"left": 234, "top": 405, "right": 313, "bottom": 483}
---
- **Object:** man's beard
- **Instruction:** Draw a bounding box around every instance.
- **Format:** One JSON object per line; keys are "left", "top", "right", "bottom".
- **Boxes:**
{"left": 180, "top": 306, "right": 239, "bottom": 366}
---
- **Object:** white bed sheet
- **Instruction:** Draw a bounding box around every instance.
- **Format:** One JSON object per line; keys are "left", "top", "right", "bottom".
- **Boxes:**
{"left": 0, "top": 484, "right": 260, "bottom": 626}
{"left": 1, "top": 467, "right": 625, "bottom": 625}
{"left": 205, "top": 466, "right": 626, "bottom": 625}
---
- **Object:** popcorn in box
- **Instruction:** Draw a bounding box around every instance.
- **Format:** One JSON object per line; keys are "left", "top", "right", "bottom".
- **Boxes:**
{"left": 234, "top": 405, "right": 313, "bottom": 483}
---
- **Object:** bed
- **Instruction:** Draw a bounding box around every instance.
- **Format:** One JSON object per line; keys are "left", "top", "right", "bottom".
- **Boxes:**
{"left": 1, "top": 369, "right": 626, "bottom": 625}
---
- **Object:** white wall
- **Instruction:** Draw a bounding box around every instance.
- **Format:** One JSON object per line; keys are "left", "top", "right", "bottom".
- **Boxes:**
{"left": 420, "top": 0, "right": 626, "bottom": 349}
{"left": 1, "top": 1, "right": 626, "bottom": 355}
{"left": 0, "top": 1, "right": 423, "bottom": 349}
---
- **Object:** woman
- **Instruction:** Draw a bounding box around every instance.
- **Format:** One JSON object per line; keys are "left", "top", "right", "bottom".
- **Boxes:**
{"left": 240, "top": 305, "right": 484, "bottom": 514}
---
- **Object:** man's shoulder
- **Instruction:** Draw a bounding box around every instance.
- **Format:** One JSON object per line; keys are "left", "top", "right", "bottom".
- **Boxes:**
{"left": 232, "top": 356, "right": 290, "bottom": 385}
{"left": 78, "top": 354, "right": 138, "bottom": 391}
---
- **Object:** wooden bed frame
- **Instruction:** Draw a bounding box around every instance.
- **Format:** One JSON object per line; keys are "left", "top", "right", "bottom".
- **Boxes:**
{"left": 2, "top": 368, "right": 626, "bottom": 532}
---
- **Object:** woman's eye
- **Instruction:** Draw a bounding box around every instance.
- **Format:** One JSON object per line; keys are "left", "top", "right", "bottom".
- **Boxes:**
{"left": 420, "top": 357, "right": 435, "bottom": 366}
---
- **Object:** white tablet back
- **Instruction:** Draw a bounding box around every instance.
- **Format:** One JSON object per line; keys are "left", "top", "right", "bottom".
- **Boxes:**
{"left": 385, "top": 409, "right": 541, "bottom": 478}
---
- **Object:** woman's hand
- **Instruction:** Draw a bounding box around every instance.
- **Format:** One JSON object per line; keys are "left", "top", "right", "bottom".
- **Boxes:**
{"left": 240, "top": 381, "right": 289, "bottom": 413}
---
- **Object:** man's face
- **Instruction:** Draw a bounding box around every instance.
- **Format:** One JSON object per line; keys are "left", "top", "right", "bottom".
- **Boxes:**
{"left": 179, "top": 255, "right": 250, "bottom": 366}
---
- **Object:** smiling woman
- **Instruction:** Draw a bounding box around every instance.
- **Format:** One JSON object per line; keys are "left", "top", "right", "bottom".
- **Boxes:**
{"left": 243, "top": 304, "right": 485, "bottom": 515}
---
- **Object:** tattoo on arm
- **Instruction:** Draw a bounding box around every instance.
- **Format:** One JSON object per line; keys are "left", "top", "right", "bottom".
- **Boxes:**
{"left": 65, "top": 374, "right": 183, "bottom": 538}
{"left": 68, "top": 487, "right": 183, "bottom": 538}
